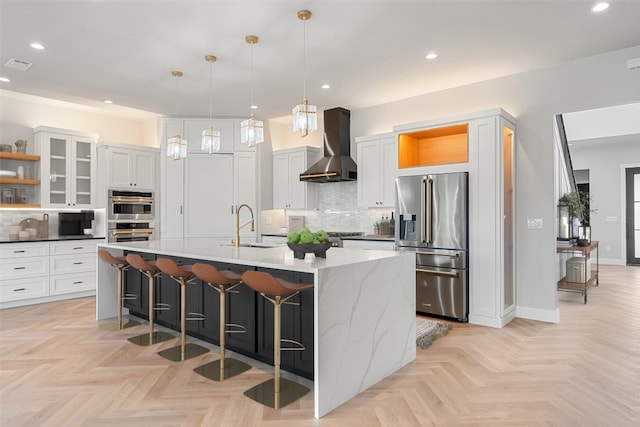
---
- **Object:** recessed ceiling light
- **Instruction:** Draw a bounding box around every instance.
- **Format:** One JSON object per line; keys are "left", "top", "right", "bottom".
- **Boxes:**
{"left": 30, "top": 42, "right": 45, "bottom": 50}
{"left": 592, "top": 2, "right": 609, "bottom": 12}
{"left": 321, "top": 84, "right": 331, "bottom": 89}
{"left": 425, "top": 52, "right": 438, "bottom": 60}
{"left": 0, "top": 77, "right": 10, "bottom": 82}
{"left": 104, "top": 100, "right": 113, "bottom": 104}
{"left": 251, "top": 104, "right": 258, "bottom": 110}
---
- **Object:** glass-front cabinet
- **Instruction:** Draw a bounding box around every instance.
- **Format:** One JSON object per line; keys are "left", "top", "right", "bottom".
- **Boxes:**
{"left": 35, "top": 127, "right": 98, "bottom": 208}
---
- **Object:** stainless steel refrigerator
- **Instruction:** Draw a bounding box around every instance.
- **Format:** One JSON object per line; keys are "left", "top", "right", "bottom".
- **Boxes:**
{"left": 395, "top": 172, "right": 468, "bottom": 321}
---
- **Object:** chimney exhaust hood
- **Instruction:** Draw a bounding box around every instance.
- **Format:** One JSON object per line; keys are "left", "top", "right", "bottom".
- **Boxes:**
{"left": 299, "top": 107, "right": 357, "bottom": 183}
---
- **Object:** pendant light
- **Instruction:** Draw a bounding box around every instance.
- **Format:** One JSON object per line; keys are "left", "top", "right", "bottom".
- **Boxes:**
{"left": 167, "top": 71, "right": 187, "bottom": 160}
{"left": 292, "top": 9, "right": 317, "bottom": 137}
{"left": 202, "top": 55, "right": 221, "bottom": 154}
{"left": 240, "top": 35, "right": 264, "bottom": 148}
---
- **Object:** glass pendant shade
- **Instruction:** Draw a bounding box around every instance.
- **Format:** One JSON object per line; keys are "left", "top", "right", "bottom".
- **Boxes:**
{"left": 241, "top": 115, "right": 264, "bottom": 147}
{"left": 201, "top": 127, "right": 221, "bottom": 154}
{"left": 167, "top": 135, "right": 187, "bottom": 160}
{"left": 292, "top": 99, "right": 317, "bottom": 137}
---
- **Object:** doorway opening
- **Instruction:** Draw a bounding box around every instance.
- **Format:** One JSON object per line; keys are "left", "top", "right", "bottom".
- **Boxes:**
{"left": 625, "top": 167, "right": 640, "bottom": 266}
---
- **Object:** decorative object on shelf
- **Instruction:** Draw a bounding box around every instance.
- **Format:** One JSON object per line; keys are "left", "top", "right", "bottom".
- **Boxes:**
{"left": 167, "top": 70, "right": 188, "bottom": 160}
{"left": 0, "top": 144, "right": 12, "bottom": 152}
{"left": 240, "top": 35, "right": 264, "bottom": 147}
{"left": 14, "top": 139, "right": 27, "bottom": 154}
{"left": 558, "top": 190, "right": 591, "bottom": 239}
{"left": 577, "top": 225, "right": 591, "bottom": 246}
{"left": 287, "top": 242, "right": 332, "bottom": 259}
{"left": 292, "top": 9, "right": 317, "bottom": 137}
{"left": 201, "top": 55, "right": 221, "bottom": 154}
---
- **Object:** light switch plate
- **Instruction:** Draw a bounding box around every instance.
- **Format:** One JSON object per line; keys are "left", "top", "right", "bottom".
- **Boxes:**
{"left": 527, "top": 218, "right": 543, "bottom": 229}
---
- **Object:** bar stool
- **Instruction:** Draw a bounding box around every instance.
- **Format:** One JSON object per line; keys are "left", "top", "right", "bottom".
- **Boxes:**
{"left": 155, "top": 258, "right": 209, "bottom": 362}
{"left": 97, "top": 249, "right": 140, "bottom": 331}
{"left": 240, "top": 270, "right": 313, "bottom": 409}
{"left": 191, "top": 263, "right": 251, "bottom": 381}
{"left": 126, "top": 254, "right": 175, "bottom": 346}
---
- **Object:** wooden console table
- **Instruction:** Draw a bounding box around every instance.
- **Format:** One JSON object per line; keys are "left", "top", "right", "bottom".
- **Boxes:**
{"left": 557, "top": 240, "right": 599, "bottom": 304}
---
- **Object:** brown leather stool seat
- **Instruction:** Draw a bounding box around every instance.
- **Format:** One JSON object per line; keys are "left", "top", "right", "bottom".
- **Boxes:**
{"left": 240, "top": 270, "right": 314, "bottom": 409}
{"left": 97, "top": 249, "right": 140, "bottom": 331}
{"left": 126, "top": 253, "right": 175, "bottom": 346}
{"left": 154, "top": 258, "right": 209, "bottom": 362}
{"left": 191, "top": 263, "right": 251, "bottom": 381}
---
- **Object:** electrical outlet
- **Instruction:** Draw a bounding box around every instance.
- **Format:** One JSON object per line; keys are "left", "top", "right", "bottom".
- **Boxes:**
{"left": 527, "top": 218, "right": 543, "bottom": 229}
{"left": 606, "top": 216, "right": 617, "bottom": 222}
{"left": 265, "top": 216, "right": 272, "bottom": 225}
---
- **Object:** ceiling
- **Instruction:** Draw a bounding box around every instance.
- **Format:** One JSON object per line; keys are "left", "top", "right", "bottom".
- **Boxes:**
{"left": 2, "top": 1, "right": 640, "bottom": 122}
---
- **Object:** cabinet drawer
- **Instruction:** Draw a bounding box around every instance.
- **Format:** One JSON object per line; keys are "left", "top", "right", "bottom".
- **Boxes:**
{"left": 50, "top": 254, "right": 96, "bottom": 274}
{"left": 0, "top": 257, "right": 49, "bottom": 279}
{"left": 50, "top": 240, "right": 99, "bottom": 255}
{"left": 0, "top": 277, "right": 49, "bottom": 302}
{"left": 0, "top": 243, "right": 49, "bottom": 259}
{"left": 50, "top": 272, "right": 95, "bottom": 295}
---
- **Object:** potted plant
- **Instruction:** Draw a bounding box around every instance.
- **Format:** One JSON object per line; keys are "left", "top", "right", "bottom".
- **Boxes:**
{"left": 558, "top": 190, "right": 591, "bottom": 244}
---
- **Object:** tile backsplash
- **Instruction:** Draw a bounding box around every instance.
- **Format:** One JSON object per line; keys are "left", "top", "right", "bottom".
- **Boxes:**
{"left": 0, "top": 208, "right": 106, "bottom": 240}
{"left": 264, "top": 181, "right": 394, "bottom": 235}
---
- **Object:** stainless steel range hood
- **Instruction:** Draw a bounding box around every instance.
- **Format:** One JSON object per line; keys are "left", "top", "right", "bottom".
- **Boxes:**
{"left": 299, "top": 107, "right": 357, "bottom": 183}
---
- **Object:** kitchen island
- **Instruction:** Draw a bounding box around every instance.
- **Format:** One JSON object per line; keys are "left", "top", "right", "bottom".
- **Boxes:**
{"left": 96, "top": 239, "right": 415, "bottom": 419}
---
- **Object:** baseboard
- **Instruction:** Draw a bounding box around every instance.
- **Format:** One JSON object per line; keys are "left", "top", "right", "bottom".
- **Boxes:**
{"left": 0, "top": 290, "right": 96, "bottom": 310}
{"left": 599, "top": 257, "right": 625, "bottom": 266}
{"left": 468, "top": 311, "right": 516, "bottom": 328}
{"left": 516, "top": 305, "right": 560, "bottom": 323}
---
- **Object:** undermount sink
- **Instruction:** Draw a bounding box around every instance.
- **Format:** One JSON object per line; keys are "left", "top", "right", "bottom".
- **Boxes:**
{"left": 220, "top": 242, "right": 279, "bottom": 249}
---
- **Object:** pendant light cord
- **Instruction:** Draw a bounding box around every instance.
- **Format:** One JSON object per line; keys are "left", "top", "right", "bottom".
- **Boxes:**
{"left": 302, "top": 17, "right": 307, "bottom": 101}
{"left": 250, "top": 41, "right": 255, "bottom": 111}
{"left": 209, "top": 60, "right": 213, "bottom": 125}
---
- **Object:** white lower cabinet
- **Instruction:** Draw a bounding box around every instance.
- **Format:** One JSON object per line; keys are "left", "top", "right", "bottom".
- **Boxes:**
{"left": 0, "top": 239, "right": 101, "bottom": 308}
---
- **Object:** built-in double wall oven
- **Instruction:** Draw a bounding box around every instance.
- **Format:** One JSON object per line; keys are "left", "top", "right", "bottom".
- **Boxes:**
{"left": 107, "top": 189, "right": 156, "bottom": 242}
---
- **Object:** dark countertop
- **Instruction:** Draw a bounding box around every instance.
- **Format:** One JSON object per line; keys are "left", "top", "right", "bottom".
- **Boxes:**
{"left": 0, "top": 236, "right": 106, "bottom": 244}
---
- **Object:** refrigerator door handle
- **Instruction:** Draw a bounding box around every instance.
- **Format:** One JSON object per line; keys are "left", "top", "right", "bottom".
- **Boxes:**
{"left": 425, "top": 177, "right": 434, "bottom": 244}
{"left": 416, "top": 251, "right": 460, "bottom": 258}
{"left": 416, "top": 268, "right": 460, "bottom": 278}
{"left": 420, "top": 177, "right": 427, "bottom": 243}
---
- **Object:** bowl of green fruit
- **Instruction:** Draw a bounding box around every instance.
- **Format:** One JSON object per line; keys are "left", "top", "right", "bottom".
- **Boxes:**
{"left": 286, "top": 228, "right": 332, "bottom": 259}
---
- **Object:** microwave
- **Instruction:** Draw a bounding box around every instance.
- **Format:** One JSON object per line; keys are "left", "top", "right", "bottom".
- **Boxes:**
{"left": 108, "top": 189, "right": 154, "bottom": 220}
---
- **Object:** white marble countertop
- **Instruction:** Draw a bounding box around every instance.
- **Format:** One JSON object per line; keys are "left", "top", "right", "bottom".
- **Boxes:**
{"left": 99, "top": 238, "right": 403, "bottom": 274}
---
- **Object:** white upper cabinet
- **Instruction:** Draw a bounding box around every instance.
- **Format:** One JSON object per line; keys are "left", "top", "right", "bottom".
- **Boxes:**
{"left": 356, "top": 133, "right": 397, "bottom": 208}
{"left": 101, "top": 144, "right": 157, "bottom": 190}
{"left": 163, "top": 118, "right": 251, "bottom": 154}
{"left": 272, "top": 146, "right": 320, "bottom": 209}
{"left": 160, "top": 117, "right": 258, "bottom": 240}
{"left": 35, "top": 126, "right": 97, "bottom": 208}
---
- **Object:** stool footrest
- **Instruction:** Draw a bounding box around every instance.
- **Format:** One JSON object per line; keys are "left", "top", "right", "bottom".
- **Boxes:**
{"left": 280, "top": 338, "right": 305, "bottom": 352}
{"left": 154, "top": 303, "right": 171, "bottom": 311}
{"left": 187, "top": 312, "right": 205, "bottom": 322}
{"left": 225, "top": 323, "right": 247, "bottom": 334}
{"left": 122, "top": 293, "right": 138, "bottom": 301}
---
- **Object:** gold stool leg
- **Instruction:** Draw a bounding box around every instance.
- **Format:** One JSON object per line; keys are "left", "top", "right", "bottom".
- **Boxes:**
{"left": 158, "top": 278, "right": 208, "bottom": 362}
{"left": 128, "top": 271, "right": 174, "bottom": 346}
{"left": 194, "top": 283, "right": 251, "bottom": 381}
{"left": 244, "top": 295, "right": 310, "bottom": 409}
{"left": 101, "top": 264, "right": 140, "bottom": 331}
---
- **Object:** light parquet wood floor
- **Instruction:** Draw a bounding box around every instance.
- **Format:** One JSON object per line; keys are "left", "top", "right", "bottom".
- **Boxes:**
{"left": 1, "top": 264, "right": 639, "bottom": 426}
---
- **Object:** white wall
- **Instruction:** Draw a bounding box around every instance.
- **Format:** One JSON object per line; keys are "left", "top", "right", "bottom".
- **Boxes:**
{"left": 0, "top": 90, "right": 159, "bottom": 148}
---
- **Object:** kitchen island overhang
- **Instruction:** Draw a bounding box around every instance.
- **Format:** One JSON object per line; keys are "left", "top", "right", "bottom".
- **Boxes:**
{"left": 96, "top": 239, "right": 416, "bottom": 419}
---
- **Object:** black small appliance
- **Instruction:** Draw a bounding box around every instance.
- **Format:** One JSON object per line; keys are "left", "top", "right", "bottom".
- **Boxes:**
{"left": 58, "top": 210, "right": 94, "bottom": 237}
